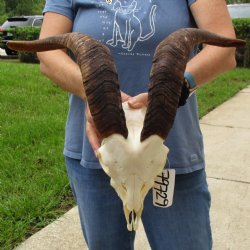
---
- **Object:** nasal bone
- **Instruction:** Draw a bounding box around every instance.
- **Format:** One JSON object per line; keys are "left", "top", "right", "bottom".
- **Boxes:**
{"left": 126, "top": 174, "right": 142, "bottom": 212}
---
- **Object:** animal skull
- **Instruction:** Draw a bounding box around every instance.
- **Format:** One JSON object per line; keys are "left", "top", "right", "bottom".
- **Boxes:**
{"left": 97, "top": 102, "right": 169, "bottom": 230}
{"left": 7, "top": 28, "right": 245, "bottom": 231}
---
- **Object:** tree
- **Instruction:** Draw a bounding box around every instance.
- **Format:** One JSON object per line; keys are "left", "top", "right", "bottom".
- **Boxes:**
{"left": 5, "top": 0, "right": 17, "bottom": 14}
{"left": 0, "top": 0, "right": 7, "bottom": 24}
{"left": 4, "top": 0, "right": 45, "bottom": 16}
{"left": 16, "top": 0, "right": 34, "bottom": 15}
{"left": 0, "top": 0, "right": 5, "bottom": 12}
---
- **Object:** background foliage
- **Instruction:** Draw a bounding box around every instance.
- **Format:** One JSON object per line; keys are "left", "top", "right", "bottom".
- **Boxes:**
{"left": 233, "top": 18, "right": 250, "bottom": 38}
{"left": 11, "top": 26, "right": 41, "bottom": 41}
{"left": 0, "top": 0, "right": 45, "bottom": 24}
{"left": 226, "top": 0, "right": 250, "bottom": 3}
{"left": 233, "top": 18, "right": 250, "bottom": 67}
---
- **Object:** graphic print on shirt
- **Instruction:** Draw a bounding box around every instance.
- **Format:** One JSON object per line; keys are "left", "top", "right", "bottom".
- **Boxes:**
{"left": 106, "top": 0, "right": 157, "bottom": 51}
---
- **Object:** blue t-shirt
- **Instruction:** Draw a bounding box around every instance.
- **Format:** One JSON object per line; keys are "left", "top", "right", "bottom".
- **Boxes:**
{"left": 43, "top": 0, "right": 205, "bottom": 174}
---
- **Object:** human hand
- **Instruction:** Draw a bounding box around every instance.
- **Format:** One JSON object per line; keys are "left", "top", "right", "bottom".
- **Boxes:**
{"left": 86, "top": 91, "right": 131, "bottom": 155}
{"left": 128, "top": 93, "right": 148, "bottom": 109}
{"left": 121, "top": 91, "right": 131, "bottom": 103}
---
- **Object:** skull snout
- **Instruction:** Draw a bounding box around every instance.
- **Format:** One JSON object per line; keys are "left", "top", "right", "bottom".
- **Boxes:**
{"left": 125, "top": 174, "right": 144, "bottom": 212}
{"left": 128, "top": 210, "right": 138, "bottom": 231}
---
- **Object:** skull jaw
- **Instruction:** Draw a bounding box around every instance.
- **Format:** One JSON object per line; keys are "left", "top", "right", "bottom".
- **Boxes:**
{"left": 124, "top": 206, "right": 142, "bottom": 231}
{"left": 110, "top": 174, "right": 154, "bottom": 231}
{"left": 112, "top": 178, "right": 143, "bottom": 231}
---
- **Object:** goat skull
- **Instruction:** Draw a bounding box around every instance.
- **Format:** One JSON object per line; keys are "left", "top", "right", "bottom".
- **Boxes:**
{"left": 97, "top": 102, "right": 169, "bottom": 230}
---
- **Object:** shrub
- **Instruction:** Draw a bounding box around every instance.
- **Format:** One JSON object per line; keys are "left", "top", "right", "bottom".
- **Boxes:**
{"left": 12, "top": 26, "right": 41, "bottom": 40}
{"left": 12, "top": 26, "right": 41, "bottom": 63}
{"left": 232, "top": 18, "right": 250, "bottom": 68}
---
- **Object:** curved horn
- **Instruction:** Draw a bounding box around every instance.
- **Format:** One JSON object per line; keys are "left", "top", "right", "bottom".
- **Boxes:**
{"left": 140, "top": 28, "right": 246, "bottom": 141}
{"left": 8, "top": 33, "right": 128, "bottom": 139}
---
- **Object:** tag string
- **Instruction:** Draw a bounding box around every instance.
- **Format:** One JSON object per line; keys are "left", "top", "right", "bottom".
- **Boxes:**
{"left": 167, "top": 158, "right": 171, "bottom": 169}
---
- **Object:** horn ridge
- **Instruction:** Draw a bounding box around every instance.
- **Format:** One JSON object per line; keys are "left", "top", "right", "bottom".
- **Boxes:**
{"left": 66, "top": 33, "right": 128, "bottom": 138}
{"left": 141, "top": 28, "right": 246, "bottom": 141}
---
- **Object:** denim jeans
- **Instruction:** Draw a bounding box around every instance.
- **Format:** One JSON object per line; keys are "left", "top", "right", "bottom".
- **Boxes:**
{"left": 65, "top": 157, "right": 212, "bottom": 250}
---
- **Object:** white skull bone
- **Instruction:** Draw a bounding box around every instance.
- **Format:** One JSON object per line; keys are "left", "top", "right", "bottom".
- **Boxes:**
{"left": 97, "top": 102, "right": 169, "bottom": 231}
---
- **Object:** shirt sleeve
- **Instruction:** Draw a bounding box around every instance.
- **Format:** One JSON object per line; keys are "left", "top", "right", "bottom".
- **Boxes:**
{"left": 43, "top": 0, "right": 74, "bottom": 21}
{"left": 187, "top": 0, "right": 196, "bottom": 6}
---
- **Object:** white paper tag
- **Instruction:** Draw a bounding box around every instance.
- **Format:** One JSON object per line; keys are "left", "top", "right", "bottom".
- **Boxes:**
{"left": 153, "top": 169, "right": 176, "bottom": 208}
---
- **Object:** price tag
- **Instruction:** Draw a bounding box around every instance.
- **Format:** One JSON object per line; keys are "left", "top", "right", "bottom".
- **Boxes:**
{"left": 153, "top": 169, "right": 175, "bottom": 208}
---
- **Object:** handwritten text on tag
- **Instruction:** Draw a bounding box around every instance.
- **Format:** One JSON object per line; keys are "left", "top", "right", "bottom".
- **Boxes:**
{"left": 153, "top": 169, "right": 175, "bottom": 208}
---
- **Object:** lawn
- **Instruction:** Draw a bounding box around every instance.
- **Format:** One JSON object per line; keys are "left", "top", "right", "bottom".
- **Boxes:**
{"left": 0, "top": 61, "right": 74, "bottom": 250}
{"left": 0, "top": 61, "right": 249, "bottom": 250}
{"left": 197, "top": 69, "right": 250, "bottom": 118}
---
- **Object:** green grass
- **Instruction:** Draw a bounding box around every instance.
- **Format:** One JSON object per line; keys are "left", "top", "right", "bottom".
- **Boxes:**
{"left": 0, "top": 61, "right": 249, "bottom": 250}
{"left": 197, "top": 68, "right": 250, "bottom": 117}
{"left": 0, "top": 61, "right": 74, "bottom": 250}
